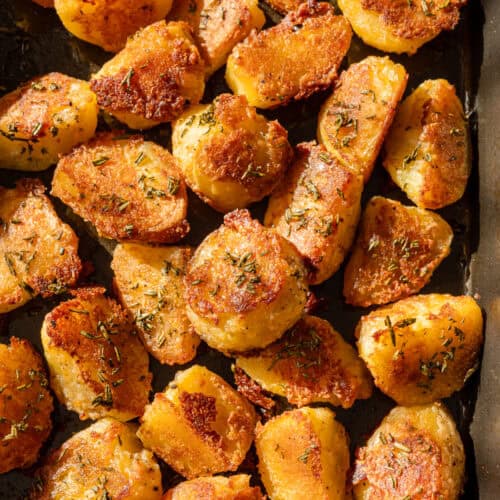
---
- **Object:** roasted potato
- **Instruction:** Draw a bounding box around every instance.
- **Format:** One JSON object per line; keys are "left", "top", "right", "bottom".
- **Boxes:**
{"left": 236, "top": 315, "right": 373, "bottom": 408}
{"left": 172, "top": 94, "right": 292, "bottom": 213}
{"left": 262, "top": 0, "right": 301, "bottom": 15}
{"left": 383, "top": 79, "right": 470, "bottom": 209}
{"left": 33, "top": 0, "right": 54, "bottom": 8}
{"left": 0, "top": 178, "right": 81, "bottom": 314}
{"left": 0, "top": 338, "right": 53, "bottom": 474}
{"left": 317, "top": 56, "right": 408, "bottom": 183}
{"left": 343, "top": 196, "right": 453, "bottom": 307}
{"left": 337, "top": 0, "right": 467, "bottom": 55}
{"left": 255, "top": 406, "right": 350, "bottom": 500}
{"left": 32, "top": 417, "right": 162, "bottom": 500}
{"left": 90, "top": 21, "right": 205, "bottom": 129}
{"left": 265, "top": 142, "right": 362, "bottom": 285}
{"left": 112, "top": 243, "right": 200, "bottom": 365}
{"left": 0, "top": 73, "right": 98, "bottom": 171}
{"left": 185, "top": 209, "right": 309, "bottom": 352}
{"left": 41, "top": 287, "right": 152, "bottom": 421}
{"left": 225, "top": 2, "right": 352, "bottom": 108}
{"left": 52, "top": 132, "right": 189, "bottom": 243}
{"left": 353, "top": 403, "right": 465, "bottom": 499}
{"left": 137, "top": 365, "right": 257, "bottom": 479}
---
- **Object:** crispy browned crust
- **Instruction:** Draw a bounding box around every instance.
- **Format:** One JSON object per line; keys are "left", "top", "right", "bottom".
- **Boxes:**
{"left": 263, "top": 0, "right": 301, "bottom": 15}
{"left": 32, "top": 0, "right": 54, "bottom": 7}
{"left": 234, "top": 366, "right": 276, "bottom": 410}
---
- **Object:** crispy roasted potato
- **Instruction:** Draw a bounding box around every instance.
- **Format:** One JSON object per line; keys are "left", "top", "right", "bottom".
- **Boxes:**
{"left": 317, "top": 56, "right": 408, "bottom": 183}
{"left": 52, "top": 132, "right": 189, "bottom": 243}
{"left": 90, "top": 21, "right": 205, "bottom": 129}
{"left": 137, "top": 365, "right": 257, "bottom": 479}
{"left": 112, "top": 243, "right": 199, "bottom": 365}
{"left": 185, "top": 209, "right": 308, "bottom": 352}
{"left": 32, "top": 417, "right": 162, "bottom": 500}
{"left": 0, "top": 73, "right": 98, "bottom": 171}
{"left": 225, "top": 2, "right": 352, "bottom": 108}
{"left": 33, "top": 0, "right": 54, "bottom": 7}
{"left": 0, "top": 338, "right": 53, "bottom": 474}
{"left": 0, "top": 178, "right": 81, "bottom": 314}
{"left": 172, "top": 94, "right": 292, "bottom": 213}
{"left": 338, "top": 0, "right": 467, "bottom": 55}
{"left": 383, "top": 79, "right": 470, "bottom": 209}
{"left": 262, "top": 0, "right": 301, "bottom": 15}
{"left": 343, "top": 196, "right": 453, "bottom": 307}
{"left": 41, "top": 287, "right": 152, "bottom": 421}
{"left": 353, "top": 403, "right": 465, "bottom": 499}
{"left": 256, "top": 406, "right": 350, "bottom": 500}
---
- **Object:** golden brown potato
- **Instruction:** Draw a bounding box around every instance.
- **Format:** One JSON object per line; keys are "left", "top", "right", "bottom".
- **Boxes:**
{"left": 317, "top": 56, "right": 408, "bottom": 183}
{"left": 90, "top": 21, "right": 205, "bottom": 129}
{"left": 32, "top": 417, "right": 162, "bottom": 500}
{"left": 225, "top": 2, "right": 352, "bottom": 108}
{"left": 256, "top": 406, "right": 350, "bottom": 500}
{"left": 0, "top": 73, "right": 98, "bottom": 171}
{"left": 185, "top": 209, "right": 309, "bottom": 352}
{"left": 112, "top": 243, "right": 200, "bottom": 365}
{"left": 338, "top": 0, "right": 467, "bottom": 55}
{"left": 343, "top": 196, "right": 453, "bottom": 307}
{"left": 52, "top": 132, "right": 189, "bottom": 243}
{"left": 41, "top": 287, "right": 152, "bottom": 421}
{"left": 172, "top": 94, "right": 292, "bottom": 213}
{"left": 353, "top": 403, "right": 465, "bottom": 499}
{"left": 383, "top": 79, "right": 470, "bottom": 209}
{"left": 137, "top": 365, "right": 257, "bottom": 479}
{"left": 262, "top": 0, "right": 301, "bottom": 15}
{"left": 265, "top": 142, "right": 362, "bottom": 285}
{"left": 0, "top": 178, "right": 81, "bottom": 314}
{"left": 0, "top": 338, "right": 53, "bottom": 474}
{"left": 33, "top": 0, "right": 54, "bottom": 7}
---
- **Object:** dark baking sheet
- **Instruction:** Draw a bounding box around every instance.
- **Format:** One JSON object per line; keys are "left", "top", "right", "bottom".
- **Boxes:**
{"left": 0, "top": 0, "right": 487, "bottom": 498}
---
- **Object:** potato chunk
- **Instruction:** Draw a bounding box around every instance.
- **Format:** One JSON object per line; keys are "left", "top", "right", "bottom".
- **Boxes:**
{"left": 383, "top": 79, "right": 470, "bottom": 209}
{"left": 262, "top": 0, "right": 301, "bottom": 15}
{"left": 137, "top": 365, "right": 257, "bottom": 479}
{"left": 185, "top": 209, "right": 308, "bottom": 352}
{"left": 343, "top": 196, "right": 453, "bottom": 307}
{"left": 52, "top": 132, "right": 189, "bottom": 243}
{"left": 172, "top": 94, "right": 292, "bottom": 213}
{"left": 256, "top": 407, "right": 350, "bottom": 500}
{"left": 112, "top": 243, "right": 199, "bottom": 365}
{"left": 353, "top": 403, "right": 465, "bottom": 499}
{"left": 90, "top": 21, "right": 205, "bottom": 129}
{"left": 41, "top": 287, "right": 152, "bottom": 421}
{"left": 0, "top": 73, "right": 97, "bottom": 171}
{"left": 33, "top": 0, "right": 54, "bottom": 8}
{"left": 0, "top": 179, "right": 81, "bottom": 314}
{"left": 317, "top": 56, "right": 408, "bottom": 183}
{"left": 225, "top": 2, "right": 352, "bottom": 108}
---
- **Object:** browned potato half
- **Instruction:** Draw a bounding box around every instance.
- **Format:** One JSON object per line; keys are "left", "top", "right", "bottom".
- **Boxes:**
{"left": 236, "top": 315, "right": 372, "bottom": 408}
{"left": 112, "top": 243, "right": 200, "bottom": 365}
{"left": 33, "top": 0, "right": 54, "bottom": 7}
{"left": 353, "top": 403, "right": 465, "bottom": 499}
{"left": 0, "top": 338, "right": 53, "bottom": 474}
{"left": 0, "top": 178, "right": 81, "bottom": 314}
{"left": 90, "top": 21, "right": 205, "bottom": 129}
{"left": 0, "top": 73, "right": 98, "bottom": 171}
{"left": 172, "top": 94, "right": 292, "bottom": 213}
{"left": 41, "top": 287, "right": 152, "bottom": 421}
{"left": 137, "top": 365, "right": 257, "bottom": 479}
{"left": 32, "top": 417, "right": 162, "bottom": 500}
{"left": 262, "top": 0, "right": 301, "bottom": 15}
{"left": 343, "top": 196, "right": 453, "bottom": 307}
{"left": 317, "top": 56, "right": 408, "bottom": 183}
{"left": 256, "top": 406, "right": 350, "bottom": 500}
{"left": 383, "top": 79, "right": 470, "bottom": 209}
{"left": 225, "top": 2, "right": 352, "bottom": 108}
{"left": 185, "top": 209, "right": 308, "bottom": 352}
{"left": 265, "top": 142, "right": 362, "bottom": 285}
{"left": 52, "top": 132, "right": 189, "bottom": 243}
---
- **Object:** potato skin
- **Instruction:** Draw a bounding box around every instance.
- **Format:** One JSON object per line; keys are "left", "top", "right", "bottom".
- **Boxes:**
{"left": 353, "top": 403, "right": 465, "bottom": 500}
{"left": 383, "top": 79, "right": 470, "bottom": 209}
{"left": 172, "top": 94, "right": 292, "bottom": 213}
{"left": 225, "top": 2, "right": 352, "bottom": 108}
{"left": 343, "top": 196, "right": 453, "bottom": 307}
{"left": 317, "top": 56, "right": 408, "bottom": 183}
{"left": 137, "top": 365, "right": 257, "bottom": 479}
{"left": 0, "top": 73, "right": 98, "bottom": 171}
